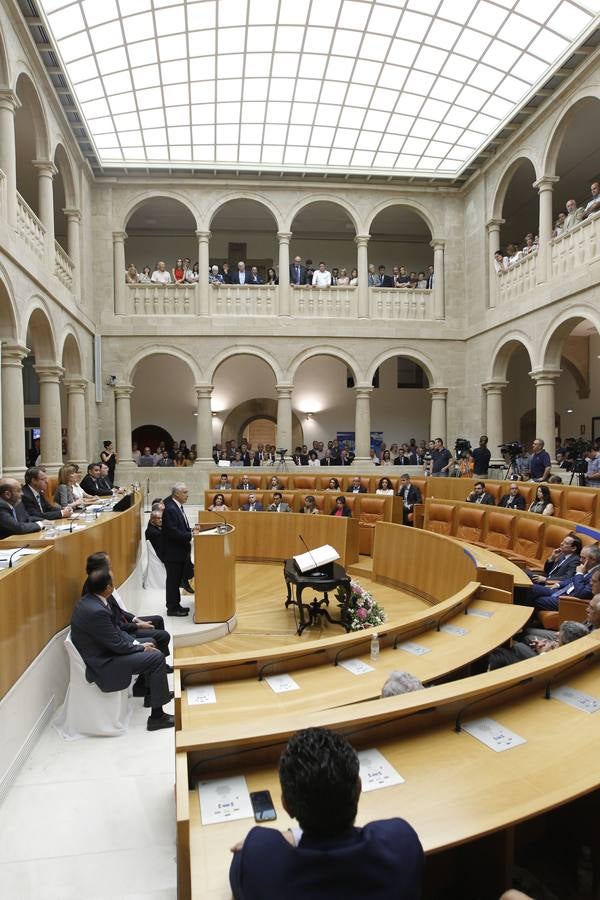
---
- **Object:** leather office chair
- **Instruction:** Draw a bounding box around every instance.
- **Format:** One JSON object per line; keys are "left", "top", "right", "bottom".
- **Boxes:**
{"left": 455, "top": 506, "right": 486, "bottom": 543}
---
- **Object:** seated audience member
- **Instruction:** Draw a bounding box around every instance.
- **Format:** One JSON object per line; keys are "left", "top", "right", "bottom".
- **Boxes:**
{"left": 548, "top": 474, "right": 562, "bottom": 484}
{"left": 138, "top": 446, "right": 156, "bottom": 467}
{"left": 71, "top": 568, "right": 173, "bottom": 731}
{"left": 138, "top": 265, "right": 152, "bottom": 284}
{"left": 581, "top": 180, "right": 600, "bottom": 219}
{"left": 397, "top": 474, "right": 422, "bottom": 526}
{"left": 217, "top": 474, "right": 233, "bottom": 491}
{"left": 528, "top": 484, "right": 554, "bottom": 516}
{"left": 80, "top": 463, "right": 113, "bottom": 497}
{"left": 376, "top": 477, "right": 394, "bottom": 495}
{"left": 125, "top": 263, "right": 139, "bottom": 284}
{"left": 348, "top": 476, "right": 366, "bottom": 494}
{"left": 268, "top": 476, "right": 283, "bottom": 490}
{"left": 330, "top": 496, "right": 351, "bottom": 517}
{"left": 269, "top": 492, "right": 290, "bottom": 512}
{"left": 240, "top": 493, "right": 263, "bottom": 512}
{"left": 208, "top": 492, "right": 229, "bottom": 512}
{"left": 229, "top": 727, "right": 424, "bottom": 900}
{"left": 488, "top": 620, "right": 588, "bottom": 670}
{"left": 131, "top": 442, "right": 142, "bottom": 465}
{"left": 527, "top": 534, "right": 582, "bottom": 585}
{"left": 55, "top": 464, "right": 91, "bottom": 509}
{"left": 466, "top": 481, "right": 495, "bottom": 505}
{"left": 231, "top": 260, "right": 249, "bottom": 285}
{"left": 145, "top": 506, "right": 165, "bottom": 561}
{"left": 0, "top": 478, "right": 46, "bottom": 538}
{"left": 300, "top": 495, "right": 319, "bottom": 515}
{"left": 380, "top": 450, "right": 392, "bottom": 466}
{"left": 292, "top": 446, "right": 309, "bottom": 466}
{"left": 312, "top": 261, "right": 331, "bottom": 287}
{"left": 529, "top": 438, "right": 551, "bottom": 482}
{"left": 151, "top": 260, "right": 171, "bottom": 284}
{"left": 519, "top": 543, "right": 600, "bottom": 611}
{"left": 22, "top": 466, "right": 73, "bottom": 520}
{"left": 381, "top": 671, "right": 424, "bottom": 697}
{"left": 339, "top": 448, "right": 353, "bottom": 466}
{"left": 522, "top": 587, "right": 600, "bottom": 646}
{"left": 157, "top": 450, "right": 173, "bottom": 467}
{"left": 326, "top": 478, "right": 341, "bottom": 491}
{"left": 498, "top": 480, "right": 526, "bottom": 510}
{"left": 237, "top": 474, "right": 256, "bottom": 490}
{"left": 307, "top": 450, "right": 320, "bottom": 467}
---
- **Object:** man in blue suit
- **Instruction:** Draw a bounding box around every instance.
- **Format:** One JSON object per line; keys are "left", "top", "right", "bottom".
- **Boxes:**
{"left": 240, "top": 493, "right": 263, "bottom": 511}
{"left": 229, "top": 727, "right": 423, "bottom": 900}
{"left": 520, "top": 543, "right": 600, "bottom": 611}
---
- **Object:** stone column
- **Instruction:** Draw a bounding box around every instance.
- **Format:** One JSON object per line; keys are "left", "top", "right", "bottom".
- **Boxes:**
{"left": 277, "top": 231, "right": 291, "bottom": 316}
{"left": 486, "top": 219, "right": 504, "bottom": 309}
{"left": 429, "top": 387, "right": 448, "bottom": 443}
{"left": 276, "top": 384, "right": 293, "bottom": 456}
{"left": 63, "top": 208, "right": 81, "bottom": 297}
{"left": 0, "top": 90, "right": 20, "bottom": 228}
{"left": 354, "top": 234, "right": 370, "bottom": 318}
{"left": 114, "top": 384, "right": 134, "bottom": 467}
{"left": 32, "top": 160, "right": 57, "bottom": 259}
{"left": 1, "top": 343, "right": 28, "bottom": 477}
{"left": 195, "top": 383, "right": 214, "bottom": 463}
{"left": 430, "top": 239, "right": 445, "bottom": 319}
{"left": 533, "top": 175, "right": 559, "bottom": 284}
{"left": 112, "top": 231, "right": 127, "bottom": 314}
{"left": 64, "top": 377, "right": 87, "bottom": 468}
{"left": 196, "top": 229, "right": 210, "bottom": 316}
{"left": 531, "top": 369, "right": 560, "bottom": 462}
{"left": 354, "top": 384, "right": 373, "bottom": 464}
{"left": 34, "top": 364, "right": 64, "bottom": 474}
{"left": 483, "top": 382, "right": 508, "bottom": 463}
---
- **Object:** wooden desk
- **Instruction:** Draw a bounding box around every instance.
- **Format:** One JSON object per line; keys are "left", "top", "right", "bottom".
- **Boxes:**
{"left": 193, "top": 525, "right": 236, "bottom": 624}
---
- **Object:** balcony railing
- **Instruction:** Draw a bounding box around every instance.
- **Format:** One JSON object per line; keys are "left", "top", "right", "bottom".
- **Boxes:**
{"left": 293, "top": 285, "right": 357, "bottom": 317}
{"left": 497, "top": 249, "right": 537, "bottom": 302}
{"left": 369, "top": 287, "right": 433, "bottom": 319}
{"left": 54, "top": 240, "right": 74, "bottom": 290}
{"left": 128, "top": 283, "right": 197, "bottom": 315}
{"left": 210, "top": 283, "right": 277, "bottom": 316}
{"left": 16, "top": 192, "right": 45, "bottom": 260}
{"left": 551, "top": 213, "right": 600, "bottom": 278}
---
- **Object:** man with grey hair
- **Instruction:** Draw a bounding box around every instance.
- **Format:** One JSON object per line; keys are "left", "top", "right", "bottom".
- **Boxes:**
{"left": 564, "top": 198, "right": 584, "bottom": 230}
{"left": 381, "top": 671, "right": 424, "bottom": 698}
{"left": 489, "top": 619, "right": 588, "bottom": 669}
{"left": 161, "top": 483, "right": 198, "bottom": 616}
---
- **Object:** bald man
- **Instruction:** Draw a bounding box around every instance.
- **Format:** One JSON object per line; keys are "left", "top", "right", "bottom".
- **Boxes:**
{"left": 0, "top": 478, "right": 46, "bottom": 539}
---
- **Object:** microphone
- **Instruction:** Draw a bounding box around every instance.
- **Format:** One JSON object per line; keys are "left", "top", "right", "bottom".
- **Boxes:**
{"left": 8, "top": 544, "right": 30, "bottom": 568}
{"left": 211, "top": 510, "right": 228, "bottom": 533}
{"left": 69, "top": 513, "right": 81, "bottom": 533}
{"left": 299, "top": 534, "right": 325, "bottom": 577}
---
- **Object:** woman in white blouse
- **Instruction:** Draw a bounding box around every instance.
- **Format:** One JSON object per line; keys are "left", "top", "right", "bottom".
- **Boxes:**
{"left": 376, "top": 477, "right": 394, "bottom": 495}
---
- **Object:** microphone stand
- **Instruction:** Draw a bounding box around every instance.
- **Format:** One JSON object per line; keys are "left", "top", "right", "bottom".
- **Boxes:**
{"left": 8, "top": 544, "right": 30, "bottom": 568}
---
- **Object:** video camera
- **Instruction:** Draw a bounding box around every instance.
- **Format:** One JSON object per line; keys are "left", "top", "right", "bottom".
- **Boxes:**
{"left": 454, "top": 438, "right": 472, "bottom": 460}
{"left": 564, "top": 438, "right": 590, "bottom": 474}
{"left": 499, "top": 441, "right": 523, "bottom": 458}
{"left": 276, "top": 448, "right": 288, "bottom": 458}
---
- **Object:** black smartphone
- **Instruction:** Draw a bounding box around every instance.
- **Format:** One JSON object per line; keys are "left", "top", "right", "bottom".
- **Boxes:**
{"left": 250, "top": 790, "right": 277, "bottom": 822}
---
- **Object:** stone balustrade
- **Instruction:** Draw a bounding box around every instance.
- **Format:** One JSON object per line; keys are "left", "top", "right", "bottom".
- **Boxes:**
{"left": 369, "top": 287, "right": 433, "bottom": 319}
{"left": 292, "top": 285, "right": 358, "bottom": 317}
{"left": 497, "top": 248, "right": 537, "bottom": 302}
{"left": 16, "top": 191, "right": 45, "bottom": 260}
{"left": 54, "top": 240, "right": 74, "bottom": 290}
{"left": 127, "top": 283, "right": 198, "bottom": 315}
{"left": 551, "top": 213, "right": 600, "bottom": 278}
{"left": 210, "top": 283, "right": 277, "bottom": 316}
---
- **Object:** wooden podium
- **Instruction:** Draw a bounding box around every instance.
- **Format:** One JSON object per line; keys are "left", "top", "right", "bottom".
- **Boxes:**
{"left": 193, "top": 524, "right": 236, "bottom": 623}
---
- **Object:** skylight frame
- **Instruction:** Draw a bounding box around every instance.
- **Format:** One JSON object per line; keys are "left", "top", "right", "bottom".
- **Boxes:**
{"left": 37, "top": 0, "right": 600, "bottom": 178}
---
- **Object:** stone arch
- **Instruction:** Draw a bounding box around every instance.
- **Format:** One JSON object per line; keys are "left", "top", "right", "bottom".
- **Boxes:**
{"left": 14, "top": 70, "right": 50, "bottom": 160}
{"left": 60, "top": 330, "right": 83, "bottom": 376}
{"left": 121, "top": 191, "right": 200, "bottom": 232}
{"left": 53, "top": 142, "right": 77, "bottom": 210}
{"left": 126, "top": 345, "right": 203, "bottom": 384}
{"left": 206, "top": 192, "right": 282, "bottom": 231}
{"left": 539, "top": 306, "right": 600, "bottom": 371}
{"left": 0, "top": 23, "right": 10, "bottom": 86}
{"left": 542, "top": 87, "right": 600, "bottom": 177}
{"left": 489, "top": 333, "right": 535, "bottom": 382}
{"left": 286, "top": 345, "right": 360, "bottom": 384}
{"left": 365, "top": 347, "right": 436, "bottom": 388}
{"left": 22, "top": 301, "right": 57, "bottom": 362}
{"left": 208, "top": 345, "right": 282, "bottom": 383}
{"left": 490, "top": 151, "right": 541, "bottom": 221}
{"left": 285, "top": 194, "right": 360, "bottom": 234}
{"left": 0, "top": 266, "right": 18, "bottom": 340}
{"left": 365, "top": 197, "right": 438, "bottom": 241}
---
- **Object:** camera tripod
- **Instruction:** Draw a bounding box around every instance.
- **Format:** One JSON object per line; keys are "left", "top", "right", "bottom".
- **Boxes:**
{"left": 503, "top": 456, "right": 521, "bottom": 480}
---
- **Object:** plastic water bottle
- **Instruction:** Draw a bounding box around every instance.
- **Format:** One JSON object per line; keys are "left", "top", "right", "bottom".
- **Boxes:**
{"left": 370, "top": 632, "right": 380, "bottom": 661}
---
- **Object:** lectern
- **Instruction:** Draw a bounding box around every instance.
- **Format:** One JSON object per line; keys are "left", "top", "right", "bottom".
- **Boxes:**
{"left": 193, "top": 524, "right": 236, "bottom": 624}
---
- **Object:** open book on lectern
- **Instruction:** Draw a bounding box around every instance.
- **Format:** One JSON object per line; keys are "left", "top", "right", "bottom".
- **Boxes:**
{"left": 293, "top": 544, "right": 340, "bottom": 576}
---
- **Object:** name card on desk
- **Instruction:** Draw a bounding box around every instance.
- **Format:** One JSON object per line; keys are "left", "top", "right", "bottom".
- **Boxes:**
{"left": 198, "top": 775, "right": 253, "bottom": 825}
{"left": 0, "top": 548, "right": 41, "bottom": 567}
{"left": 550, "top": 685, "right": 600, "bottom": 714}
{"left": 467, "top": 608, "right": 494, "bottom": 619}
{"left": 187, "top": 685, "right": 217, "bottom": 705}
{"left": 264, "top": 673, "right": 300, "bottom": 693}
{"left": 338, "top": 658, "right": 374, "bottom": 675}
{"left": 440, "top": 624, "right": 469, "bottom": 636}
{"left": 396, "top": 641, "right": 430, "bottom": 656}
{"left": 358, "top": 749, "right": 405, "bottom": 792}
{"left": 462, "top": 717, "right": 527, "bottom": 752}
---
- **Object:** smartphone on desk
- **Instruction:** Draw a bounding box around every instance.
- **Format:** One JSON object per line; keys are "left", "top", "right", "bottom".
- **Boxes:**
{"left": 250, "top": 790, "right": 277, "bottom": 822}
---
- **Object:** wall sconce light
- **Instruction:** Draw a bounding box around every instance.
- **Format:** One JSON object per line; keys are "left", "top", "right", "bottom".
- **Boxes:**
{"left": 211, "top": 411, "right": 217, "bottom": 417}
{"left": 306, "top": 412, "right": 313, "bottom": 420}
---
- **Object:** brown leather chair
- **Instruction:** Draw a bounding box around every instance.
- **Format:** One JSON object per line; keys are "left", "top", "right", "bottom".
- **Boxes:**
{"left": 563, "top": 489, "right": 598, "bottom": 526}
{"left": 485, "top": 512, "right": 515, "bottom": 551}
{"left": 538, "top": 524, "right": 573, "bottom": 565}
{"left": 547, "top": 487, "right": 564, "bottom": 517}
{"left": 424, "top": 502, "right": 455, "bottom": 535}
{"left": 357, "top": 496, "right": 387, "bottom": 556}
{"left": 410, "top": 477, "right": 427, "bottom": 500}
{"left": 509, "top": 516, "right": 544, "bottom": 565}
{"left": 292, "top": 476, "right": 317, "bottom": 490}
{"left": 538, "top": 595, "right": 589, "bottom": 630}
{"left": 455, "top": 506, "right": 486, "bottom": 543}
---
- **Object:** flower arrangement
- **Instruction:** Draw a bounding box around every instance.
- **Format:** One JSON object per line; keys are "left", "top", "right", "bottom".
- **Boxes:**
{"left": 336, "top": 579, "right": 386, "bottom": 631}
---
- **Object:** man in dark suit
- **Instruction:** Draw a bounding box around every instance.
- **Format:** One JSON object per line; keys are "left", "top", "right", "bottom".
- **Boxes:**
{"left": 162, "top": 483, "right": 197, "bottom": 615}
{"left": 348, "top": 477, "right": 367, "bottom": 494}
{"left": 21, "top": 467, "right": 73, "bottom": 520}
{"left": 0, "top": 478, "right": 45, "bottom": 538}
{"left": 397, "top": 474, "right": 422, "bottom": 525}
{"left": 498, "top": 480, "right": 526, "bottom": 510}
{"left": 238, "top": 443, "right": 252, "bottom": 467}
{"left": 526, "top": 534, "right": 582, "bottom": 587}
{"left": 240, "top": 493, "right": 263, "bottom": 511}
{"left": 145, "top": 506, "right": 165, "bottom": 561}
{"left": 248, "top": 266, "right": 263, "bottom": 284}
{"left": 268, "top": 492, "right": 291, "bottom": 512}
{"left": 289, "top": 256, "right": 306, "bottom": 286}
{"left": 230, "top": 261, "right": 249, "bottom": 285}
{"left": 229, "top": 727, "right": 424, "bottom": 900}
{"left": 237, "top": 474, "right": 256, "bottom": 490}
{"left": 378, "top": 265, "right": 394, "bottom": 287}
{"left": 520, "top": 544, "right": 600, "bottom": 611}
{"left": 80, "top": 463, "right": 113, "bottom": 497}
{"left": 71, "top": 568, "right": 174, "bottom": 731}
{"left": 466, "top": 481, "right": 495, "bottom": 505}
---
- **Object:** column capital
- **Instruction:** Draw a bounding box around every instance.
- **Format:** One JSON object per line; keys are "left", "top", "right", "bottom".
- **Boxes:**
{"left": 0, "top": 89, "right": 21, "bottom": 112}
{"left": 430, "top": 238, "right": 446, "bottom": 249}
{"left": 114, "top": 383, "right": 134, "bottom": 399}
{"left": 194, "top": 383, "right": 214, "bottom": 400}
{"left": 112, "top": 230, "right": 128, "bottom": 243}
{"left": 428, "top": 386, "right": 448, "bottom": 399}
{"left": 276, "top": 383, "right": 293, "bottom": 398}
{"left": 355, "top": 383, "right": 374, "bottom": 397}
{"left": 354, "top": 234, "right": 370, "bottom": 247}
{"left": 1, "top": 342, "right": 29, "bottom": 364}
{"left": 63, "top": 207, "right": 81, "bottom": 223}
{"left": 195, "top": 229, "right": 211, "bottom": 241}
{"left": 482, "top": 381, "right": 508, "bottom": 394}
{"left": 34, "top": 363, "right": 64, "bottom": 383}
{"left": 486, "top": 218, "right": 505, "bottom": 230}
{"left": 277, "top": 231, "right": 292, "bottom": 242}
{"left": 64, "top": 376, "right": 87, "bottom": 394}
{"left": 529, "top": 368, "right": 561, "bottom": 385}
{"left": 533, "top": 175, "right": 560, "bottom": 192}
{"left": 32, "top": 159, "right": 58, "bottom": 177}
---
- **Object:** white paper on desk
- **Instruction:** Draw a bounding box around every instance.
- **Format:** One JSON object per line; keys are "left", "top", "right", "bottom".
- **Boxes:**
{"left": 264, "top": 673, "right": 300, "bottom": 693}
{"left": 440, "top": 624, "right": 469, "bottom": 636}
{"left": 338, "top": 658, "right": 374, "bottom": 675}
{"left": 358, "top": 748, "right": 405, "bottom": 792}
{"left": 467, "top": 608, "right": 494, "bottom": 619}
{"left": 462, "top": 717, "right": 527, "bottom": 752}
{"left": 187, "top": 685, "right": 216, "bottom": 705}
{"left": 396, "top": 641, "right": 431, "bottom": 656}
{"left": 198, "top": 775, "right": 253, "bottom": 825}
{"left": 293, "top": 544, "right": 340, "bottom": 573}
{"left": 550, "top": 685, "right": 600, "bottom": 714}
{"left": 0, "top": 548, "right": 41, "bottom": 562}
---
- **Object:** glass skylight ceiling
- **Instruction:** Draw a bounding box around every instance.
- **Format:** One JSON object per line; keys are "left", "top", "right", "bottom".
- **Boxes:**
{"left": 39, "top": 0, "right": 600, "bottom": 177}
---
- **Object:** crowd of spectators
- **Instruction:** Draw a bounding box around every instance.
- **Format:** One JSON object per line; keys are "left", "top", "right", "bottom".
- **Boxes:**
{"left": 134, "top": 440, "right": 197, "bottom": 467}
